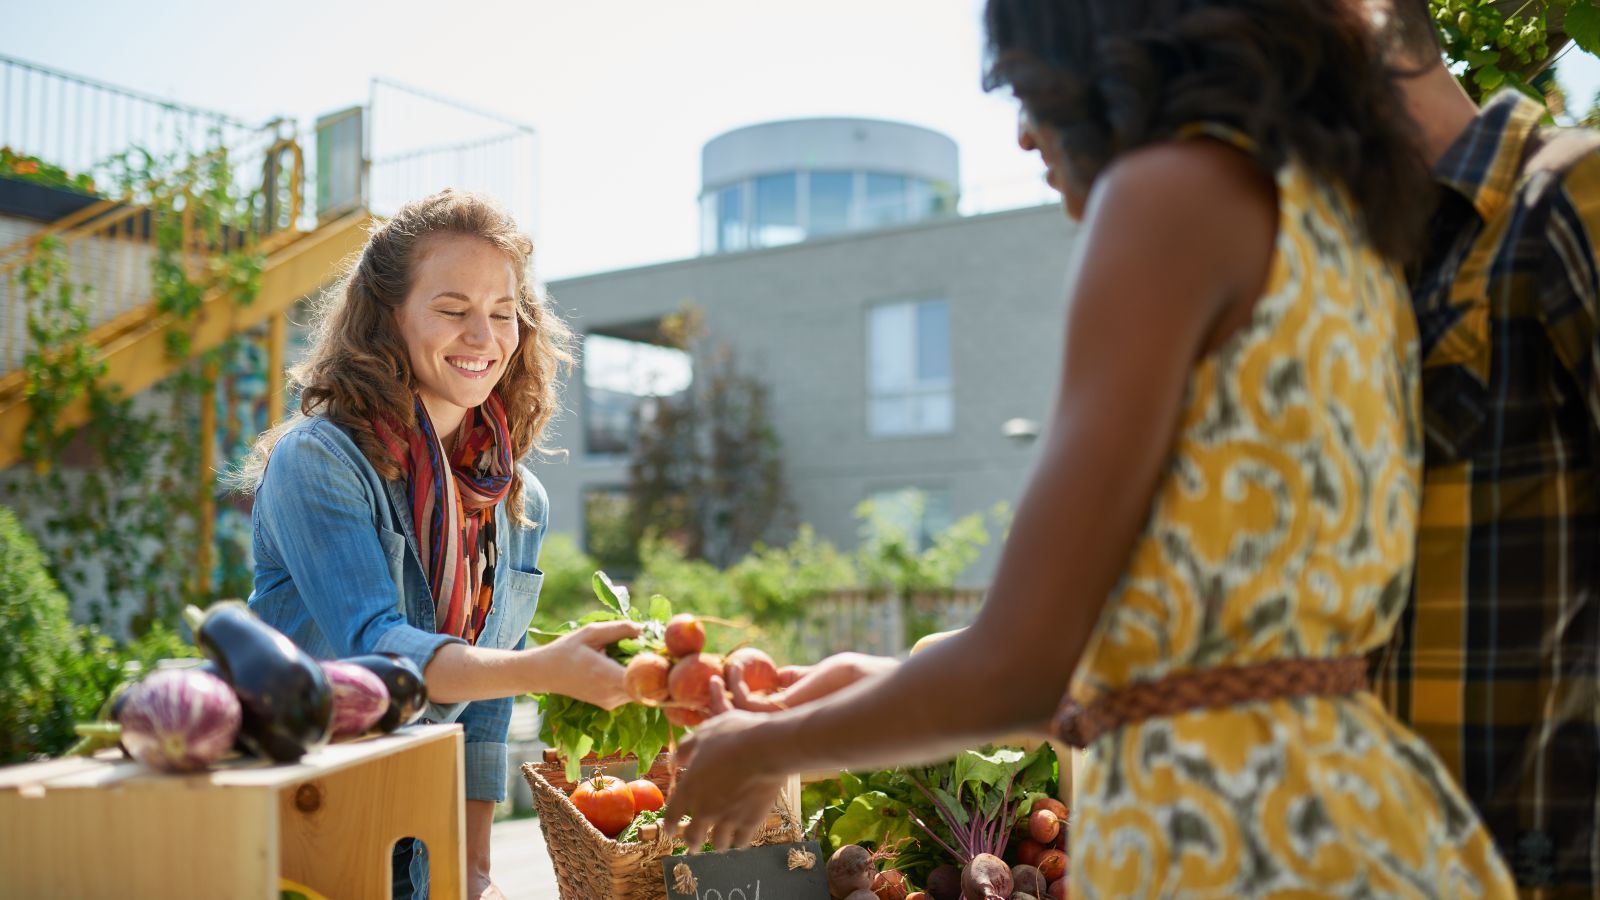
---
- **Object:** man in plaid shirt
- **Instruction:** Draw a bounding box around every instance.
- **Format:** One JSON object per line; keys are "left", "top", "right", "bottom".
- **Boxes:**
{"left": 1372, "top": 3, "right": 1600, "bottom": 896}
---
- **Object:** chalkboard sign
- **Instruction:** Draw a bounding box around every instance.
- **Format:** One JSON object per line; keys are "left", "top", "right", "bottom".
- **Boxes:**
{"left": 660, "top": 840, "right": 831, "bottom": 900}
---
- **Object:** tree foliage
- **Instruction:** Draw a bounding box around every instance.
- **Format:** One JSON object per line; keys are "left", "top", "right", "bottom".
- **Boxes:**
{"left": 1430, "top": 1, "right": 1600, "bottom": 104}
{"left": 626, "top": 308, "right": 792, "bottom": 569}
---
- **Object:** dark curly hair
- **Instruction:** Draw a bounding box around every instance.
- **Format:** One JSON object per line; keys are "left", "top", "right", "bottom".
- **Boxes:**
{"left": 983, "top": 0, "right": 1433, "bottom": 262}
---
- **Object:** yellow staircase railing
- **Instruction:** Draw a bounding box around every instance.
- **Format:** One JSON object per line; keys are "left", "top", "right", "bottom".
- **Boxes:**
{"left": 0, "top": 126, "right": 371, "bottom": 470}
{"left": 0, "top": 79, "right": 374, "bottom": 600}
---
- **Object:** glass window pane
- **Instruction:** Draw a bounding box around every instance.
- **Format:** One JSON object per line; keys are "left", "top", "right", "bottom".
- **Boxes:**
{"left": 864, "top": 173, "right": 908, "bottom": 227}
{"left": 584, "top": 386, "right": 635, "bottom": 455}
{"left": 808, "top": 170, "right": 853, "bottom": 236}
{"left": 915, "top": 301, "right": 950, "bottom": 382}
{"left": 868, "top": 300, "right": 952, "bottom": 437}
{"left": 870, "top": 397, "right": 913, "bottom": 437}
{"left": 753, "top": 173, "right": 802, "bottom": 247}
{"left": 868, "top": 302, "right": 915, "bottom": 394}
{"left": 718, "top": 184, "right": 746, "bottom": 252}
{"left": 584, "top": 333, "right": 694, "bottom": 456}
{"left": 914, "top": 392, "right": 954, "bottom": 434}
{"left": 906, "top": 178, "right": 933, "bottom": 220}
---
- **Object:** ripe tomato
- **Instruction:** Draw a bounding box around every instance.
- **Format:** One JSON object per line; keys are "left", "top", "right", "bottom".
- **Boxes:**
{"left": 627, "top": 778, "right": 666, "bottom": 814}
{"left": 570, "top": 774, "right": 636, "bottom": 837}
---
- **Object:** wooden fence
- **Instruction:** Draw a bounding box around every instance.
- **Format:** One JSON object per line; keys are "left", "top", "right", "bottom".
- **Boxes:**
{"left": 799, "top": 588, "right": 986, "bottom": 659}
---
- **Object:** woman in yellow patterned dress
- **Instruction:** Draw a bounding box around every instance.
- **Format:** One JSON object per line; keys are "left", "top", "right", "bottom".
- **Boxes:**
{"left": 662, "top": 1, "right": 1517, "bottom": 895}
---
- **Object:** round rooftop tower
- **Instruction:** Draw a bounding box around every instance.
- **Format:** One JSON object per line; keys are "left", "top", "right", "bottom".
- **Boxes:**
{"left": 700, "top": 117, "right": 960, "bottom": 255}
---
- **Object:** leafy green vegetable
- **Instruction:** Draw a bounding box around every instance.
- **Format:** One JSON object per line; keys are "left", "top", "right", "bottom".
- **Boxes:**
{"left": 615, "top": 808, "right": 665, "bottom": 844}
{"left": 532, "top": 572, "right": 684, "bottom": 783}
{"left": 803, "top": 743, "right": 1061, "bottom": 887}
{"left": 593, "top": 571, "right": 630, "bottom": 615}
{"left": 830, "top": 790, "right": 916, "bottom": 849}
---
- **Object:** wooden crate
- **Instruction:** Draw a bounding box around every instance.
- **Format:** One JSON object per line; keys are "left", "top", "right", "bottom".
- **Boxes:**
{"left": 0, "top": 723, "right": 465, "bottom": 899}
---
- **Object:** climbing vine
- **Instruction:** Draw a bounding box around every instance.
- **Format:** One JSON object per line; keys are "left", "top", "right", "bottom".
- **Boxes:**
{"left": 8, "top": 140, "right": 267, "bottom": 634}
{"left": 1430, "top": 1, "right": 1600, "bottom": 104}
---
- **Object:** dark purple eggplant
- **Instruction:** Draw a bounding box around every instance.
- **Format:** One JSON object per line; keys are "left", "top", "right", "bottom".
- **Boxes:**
{"left": 339, "top": 654, "right": 429, "bottom": 732}
{"left": 185, "top": 602, "right": 333, "bottom": 762}
{"left": 194, "top": 660, "right": 254, "bottom": 755}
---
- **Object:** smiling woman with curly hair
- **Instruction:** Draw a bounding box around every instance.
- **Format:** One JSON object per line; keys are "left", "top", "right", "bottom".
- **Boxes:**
{"left": 237, "top": 189, "right": 640, "bottom": 900}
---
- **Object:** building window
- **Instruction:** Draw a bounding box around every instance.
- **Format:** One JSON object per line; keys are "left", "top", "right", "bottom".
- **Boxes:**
{"left": 863, "top": 486, "right": 954, "bottom": 552}
{"left": 753, "top": 172, "right": 802, "bottom": 247}
{"left": 701, "top": 170, "right": 956, "bottom": 255}
{"left": 716, "top": 183, "right": 747, "bottom": 253}
{"left": 863, "top": 173, "right": 910, "bottom": 228}
{"left": 808, "top": 170, "right": 854, "bottom": 236}
{"left": 868, "top": 299, "right": 952, "bottom": 437}
{"left": 583, "top": 332, "right": 693, "bottom": 457}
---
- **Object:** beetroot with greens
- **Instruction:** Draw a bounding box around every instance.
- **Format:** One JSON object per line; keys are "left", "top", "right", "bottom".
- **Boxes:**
{"left": 321, "top": 660, "right": 390, "bottom": 738}
{"left": 117, "top": 668, "right": 241, "bottom": 772}
{"left": 959, "top": 854, "right": 1011, "bottom": 900}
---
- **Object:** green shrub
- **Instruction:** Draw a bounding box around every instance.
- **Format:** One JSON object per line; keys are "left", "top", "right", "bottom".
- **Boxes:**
{"left": 529, "top": 531, "right": 601, "bottom": 633}
{"left": 632, "top": 534, "right": 743, "bottom": 623}
{"left": 727, "top": 525, "right": 856, "bottom": 624}
{"left": 0, "top": 505, "right": 94, "bottom": 762}
{"left": 0, "top": 506, "right": 197, "bottom": 763}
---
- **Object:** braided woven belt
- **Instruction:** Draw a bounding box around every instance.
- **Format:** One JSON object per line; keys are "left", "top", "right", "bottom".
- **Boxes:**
{"left": 1051, "top": 655, "right": 1369, "bottom": 748}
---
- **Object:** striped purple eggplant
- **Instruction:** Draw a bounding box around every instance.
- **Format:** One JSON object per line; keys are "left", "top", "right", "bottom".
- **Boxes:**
{"left": 321, "top": 661, "right": 390, "bottom": 739}
{"left": 117, "top": 668, "right": 242, "bottom": 772}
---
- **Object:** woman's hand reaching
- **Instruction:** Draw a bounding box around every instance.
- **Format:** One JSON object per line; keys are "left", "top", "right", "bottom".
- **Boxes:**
{"left": 723, "top": 651, "right": 898, "bottom": 713}
{"left": 531, "top": 620, "right": 641, "bottom": 709}
{"left": 663, "top": 676, "right": 791, "bottom": 852}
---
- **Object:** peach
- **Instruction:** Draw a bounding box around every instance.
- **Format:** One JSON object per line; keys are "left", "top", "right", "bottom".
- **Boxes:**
{"left": 663, "top": 614, "right": 706, "bottom": 657}
{"left": 623, "top": 652, "right": 671, "bottom": 704}
{"left": 667, "top": 652, "right": 724, "bottom": 708}
{"left": 727, "top": 646, "right": 782, "bottom": 694}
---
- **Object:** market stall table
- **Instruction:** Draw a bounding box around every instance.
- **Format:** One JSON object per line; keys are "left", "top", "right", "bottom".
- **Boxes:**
{"left": 0, "top": 723, "right": 465, "bottom": 899}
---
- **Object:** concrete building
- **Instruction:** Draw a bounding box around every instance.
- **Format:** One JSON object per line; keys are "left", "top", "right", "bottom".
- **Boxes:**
{"left": 535, "top": 119, "right": 1078, "bottom": 586}
{"left": 699, "top": 118, "right": 960, "bottom": 253}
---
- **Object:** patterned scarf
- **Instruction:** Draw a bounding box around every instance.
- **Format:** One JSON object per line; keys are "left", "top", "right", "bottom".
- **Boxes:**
{"left": 376, "top": 393, "right": 513, "bottom": 644}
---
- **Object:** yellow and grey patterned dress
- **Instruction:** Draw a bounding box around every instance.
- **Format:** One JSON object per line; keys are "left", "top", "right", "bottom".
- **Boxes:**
{"left": 1066, "top": 144, "right": 1517, "bottom": 898}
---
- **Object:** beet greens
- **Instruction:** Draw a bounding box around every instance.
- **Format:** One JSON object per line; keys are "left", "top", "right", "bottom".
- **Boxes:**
{"left": 905, "top": 746, "right": 1034, "bottom": 864}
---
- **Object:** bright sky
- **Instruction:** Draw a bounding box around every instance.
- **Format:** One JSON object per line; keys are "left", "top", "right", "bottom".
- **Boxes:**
{"left": 0, "top": 0, "right": 1046, "bottom": 280}
{"left": 5, "top": 1, "right": 1600, "bottom": 281}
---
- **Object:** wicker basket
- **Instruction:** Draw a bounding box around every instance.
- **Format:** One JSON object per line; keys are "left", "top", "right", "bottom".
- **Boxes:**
{"left": 532, "top": 749, "right": 679, "bottom": 795}
{"left": 523, "top": 762, "right": 802, "bottom": 900}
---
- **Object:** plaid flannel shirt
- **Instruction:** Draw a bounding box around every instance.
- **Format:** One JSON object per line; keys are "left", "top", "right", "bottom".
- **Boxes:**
{"left": 1374, "top": 90, "right": 1600, "bottom": 896}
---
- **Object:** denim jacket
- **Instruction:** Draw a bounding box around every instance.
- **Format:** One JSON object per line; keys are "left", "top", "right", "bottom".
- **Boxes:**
{"left": 248, "top": 415, "right": 547, "bottom": 802}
